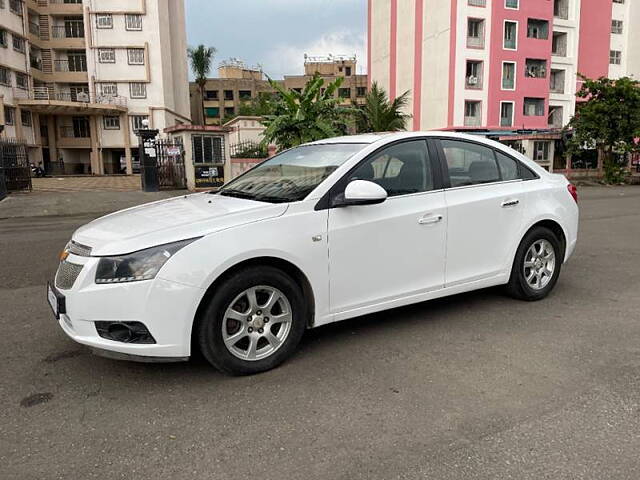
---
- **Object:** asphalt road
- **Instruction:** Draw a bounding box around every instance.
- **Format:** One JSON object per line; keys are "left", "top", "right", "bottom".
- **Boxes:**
{"left": 1, "top": 186, "right": 639, "bottom": 480}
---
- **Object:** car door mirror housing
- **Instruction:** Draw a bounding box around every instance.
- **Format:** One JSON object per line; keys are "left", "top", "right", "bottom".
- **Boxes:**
{"left": 334, "top": 180, "right": 388, "bottom": 207}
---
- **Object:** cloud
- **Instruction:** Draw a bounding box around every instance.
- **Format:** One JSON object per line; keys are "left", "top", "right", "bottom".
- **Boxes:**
{"left": 264, "top": 30, "right": 367, "bottom": 79}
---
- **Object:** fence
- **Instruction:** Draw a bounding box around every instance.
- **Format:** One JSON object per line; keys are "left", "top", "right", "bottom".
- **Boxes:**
{"left": 0, "top": 138, "right": 32, "bottom": 200}
{"left": 229, "top": 140, "right": 267, "bottom": 159}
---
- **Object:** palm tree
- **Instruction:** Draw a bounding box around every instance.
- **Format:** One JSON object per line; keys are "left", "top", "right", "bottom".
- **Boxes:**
{"left": 188, "top": 45, "right": 216, "bottom": 125}
{"left": 356, "top": 82, "right": 411, "bottom": 133}
{"left": 261, "top": 73, "right": 355, "bottom": 149}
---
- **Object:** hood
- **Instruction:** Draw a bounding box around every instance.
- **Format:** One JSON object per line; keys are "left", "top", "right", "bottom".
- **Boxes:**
{"left": 73, "top": 193, "right": 288, "bottom": 256}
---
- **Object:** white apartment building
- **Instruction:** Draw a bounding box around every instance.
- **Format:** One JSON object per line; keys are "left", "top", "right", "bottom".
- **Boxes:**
{"left": 0, "top": 0, "right": 190, "bottom": 175}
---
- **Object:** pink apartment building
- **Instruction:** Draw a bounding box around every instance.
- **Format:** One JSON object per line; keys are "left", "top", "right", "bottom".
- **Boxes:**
{"left": 368, "top": 0, "right": 640, "bottom": 132}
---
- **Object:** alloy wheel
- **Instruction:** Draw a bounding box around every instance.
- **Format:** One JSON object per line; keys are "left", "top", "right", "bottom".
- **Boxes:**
{"left": 523, "top": 239, "right": 556, "bottom": 291}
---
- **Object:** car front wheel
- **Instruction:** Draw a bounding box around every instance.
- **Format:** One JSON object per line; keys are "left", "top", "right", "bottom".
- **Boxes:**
{"left": 506, "top": 226, "right": 562, "bottom": 301}
{"left": 196, "top": 266, "right": 307, "bottom": 375}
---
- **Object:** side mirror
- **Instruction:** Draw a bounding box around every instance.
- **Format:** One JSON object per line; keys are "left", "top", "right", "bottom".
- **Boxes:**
{"left": 334, "top": 180, "right": 388, "bottom": 207}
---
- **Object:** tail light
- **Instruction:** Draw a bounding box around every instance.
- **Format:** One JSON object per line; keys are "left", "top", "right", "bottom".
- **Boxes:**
{"left": 567, "top": 183, "right": 578, "bottom": 204}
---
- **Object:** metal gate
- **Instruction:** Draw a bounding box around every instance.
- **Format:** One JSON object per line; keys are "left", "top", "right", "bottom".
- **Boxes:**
{"left": 0, "top": 138, "right": 32, "bottom": 200}
{"left": 155, "top": 138, "right": 187, "bottom": 189}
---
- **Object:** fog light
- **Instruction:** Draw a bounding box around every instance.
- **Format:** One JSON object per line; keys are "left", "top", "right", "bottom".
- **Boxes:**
{"left": 95, "top": 322, "right": 156, "bottom": 344}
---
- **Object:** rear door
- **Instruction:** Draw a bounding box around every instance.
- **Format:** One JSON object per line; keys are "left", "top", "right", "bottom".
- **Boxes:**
{"left": 436, "top": 138, "right": 525, "bottom": 286}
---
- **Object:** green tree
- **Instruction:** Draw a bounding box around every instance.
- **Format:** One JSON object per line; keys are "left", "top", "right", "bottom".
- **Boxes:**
{"left": 237, "top": 92, "right": 278, "bottom": 117}
{"left": 355, "top": 82, "right": 411, "bottom": 133}
{"left": 261, "top": 73, "right": 354, "bottom": 149}
{"left": 187, "top": 45, "right": 216, "bottom": 125}
{"left": 567, "top": 75, "right": 640, "bottom": 183}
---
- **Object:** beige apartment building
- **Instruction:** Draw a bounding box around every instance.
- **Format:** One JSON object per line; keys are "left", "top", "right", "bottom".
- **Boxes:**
{"left": 0, "top": 0, "right": 190, "bottom": 175}
{"left": 191, "top": 55, "right": 368, "bottom": 126}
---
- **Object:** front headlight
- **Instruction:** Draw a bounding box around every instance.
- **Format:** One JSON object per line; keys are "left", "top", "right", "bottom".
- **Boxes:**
{"left": 95, "top": 238, "right": 199, "bottom": 284}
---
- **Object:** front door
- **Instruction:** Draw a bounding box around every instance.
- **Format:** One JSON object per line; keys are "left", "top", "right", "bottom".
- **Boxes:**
{"left": 328, "top": 139, "right": 447, "bottom": 315}
{"left": 438, "top": 138, "right": 525, "bottom": 286}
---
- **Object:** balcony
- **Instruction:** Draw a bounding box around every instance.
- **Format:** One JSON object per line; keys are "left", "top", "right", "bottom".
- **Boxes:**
{"left": 47, "top": 0, "right": 84, "bottom": 15}
{"left": 51, "top": 22, "right": 85, "bottom": 39}
{"left": 14, "top": 87, "right": 128, "bottom": 115}
{"left": 28, "top": 21, "right": 40, "bottom": 38}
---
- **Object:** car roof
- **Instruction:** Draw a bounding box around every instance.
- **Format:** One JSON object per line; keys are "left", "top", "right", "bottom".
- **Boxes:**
{"left": 304, "top": 131, "right": 504, "bottom": 146}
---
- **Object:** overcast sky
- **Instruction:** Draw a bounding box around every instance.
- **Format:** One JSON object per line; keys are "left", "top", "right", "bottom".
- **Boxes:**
{"left": 185, "top": 0, "right": 367, "bottom": 79}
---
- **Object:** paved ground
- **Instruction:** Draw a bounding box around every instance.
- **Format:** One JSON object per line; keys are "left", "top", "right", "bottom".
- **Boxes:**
{"left": 32, "top": 176, "right": 142, "bottom": 193}
{"left": 1, "top": 186, "right": 639, "bottom": 479}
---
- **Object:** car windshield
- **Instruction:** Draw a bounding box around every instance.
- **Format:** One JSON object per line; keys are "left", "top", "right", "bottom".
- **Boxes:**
{"left": 217, "top": 143, "right": 366, "bottom": 203}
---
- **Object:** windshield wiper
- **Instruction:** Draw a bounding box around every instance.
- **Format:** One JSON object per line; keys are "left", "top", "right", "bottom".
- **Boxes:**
{"left": 218, "top": 189, "right": 258, "bottom": 200}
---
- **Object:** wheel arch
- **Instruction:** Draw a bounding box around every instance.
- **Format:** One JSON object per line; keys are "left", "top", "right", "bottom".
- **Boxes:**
{"left": 522, "top": 219, "right": 567, "bottom": 262}
{"left": 191, "top": 256, "right": 316, "bottom": 354}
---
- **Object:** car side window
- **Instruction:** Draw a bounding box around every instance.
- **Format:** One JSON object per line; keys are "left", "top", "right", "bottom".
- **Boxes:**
{"left": 495, "top": 151, "right": 519, "bottom": 181}
{"left": 441, "top": 140, "right": 500, "bottom": 187}
{"left": 349, "top": 140, "right": 434, "bottom": 197}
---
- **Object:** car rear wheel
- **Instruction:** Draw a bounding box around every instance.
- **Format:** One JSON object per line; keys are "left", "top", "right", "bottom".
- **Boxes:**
{"left": 506, "top": 226, "right": 562, "bottom": 301}
{"left": 197, "top": 266, "right": 307, "bottom": 375}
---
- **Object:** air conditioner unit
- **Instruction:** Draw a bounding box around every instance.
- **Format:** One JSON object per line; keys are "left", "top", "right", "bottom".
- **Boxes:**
{"left": 467, "top": 76, "right": 478, "bottom": 85}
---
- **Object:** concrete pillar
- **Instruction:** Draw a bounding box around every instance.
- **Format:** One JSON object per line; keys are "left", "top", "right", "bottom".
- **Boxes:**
{"left": 122, "top": 112, "right": 133, "bottom": 174}
{"left": 47, "top": 116, "right": 58, "bottom": 173}
{"left": 89, "top": 115, "right": 103, "bottom": 175}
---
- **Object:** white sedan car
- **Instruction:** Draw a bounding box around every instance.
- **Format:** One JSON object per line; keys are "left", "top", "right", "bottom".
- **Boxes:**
{"left": 48, "top": 132, "right": 579, "bottom": 375}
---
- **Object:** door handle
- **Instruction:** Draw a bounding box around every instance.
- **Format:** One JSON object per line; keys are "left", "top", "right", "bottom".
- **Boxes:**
{"left": 418, "top": 214, "right": 443, "bottom": 225}
{"left": 501, "top": 199, "right": 520, "bottom": 208}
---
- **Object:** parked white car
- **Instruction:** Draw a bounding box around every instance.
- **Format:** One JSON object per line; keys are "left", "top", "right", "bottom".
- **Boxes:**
{"left": 48, "top": 132, "right": 579, "bottom": 375}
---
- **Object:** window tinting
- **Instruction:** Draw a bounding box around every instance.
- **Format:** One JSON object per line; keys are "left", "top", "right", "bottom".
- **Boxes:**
{"left": 349, "top": 140, "right": 434, "bottom": 197}
{"left": 441, "top": 140, "right": 500, "bottom": 187}
{"left": 496, "top": 151, "right": 519, "bottom": 180}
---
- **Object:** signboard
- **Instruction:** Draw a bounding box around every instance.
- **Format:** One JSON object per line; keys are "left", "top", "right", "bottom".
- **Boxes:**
{"left": 166, "top": 146, "right": 181, "bottom": 157}
{"left": 195, "top": 165, "right": 224, "bottom": 188}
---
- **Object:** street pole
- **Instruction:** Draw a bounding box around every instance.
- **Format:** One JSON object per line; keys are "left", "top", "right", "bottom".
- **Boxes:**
{"left": 135, "top": 121, "right": 160, "bottom": 192}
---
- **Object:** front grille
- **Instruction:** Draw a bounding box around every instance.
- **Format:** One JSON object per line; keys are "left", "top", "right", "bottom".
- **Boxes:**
{"left": 68, "top": 241, "right": 92, "bottom": 257}
{"left": 55, "top": 261, "right": 84, "bottom": 290}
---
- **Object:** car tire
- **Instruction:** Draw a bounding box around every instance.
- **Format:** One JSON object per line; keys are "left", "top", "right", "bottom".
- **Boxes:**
{"left": 196, "top": 266, "right": 307, "bottom": 375}
{"left": 505, "top": 226, "right": 563, "bottom": 301}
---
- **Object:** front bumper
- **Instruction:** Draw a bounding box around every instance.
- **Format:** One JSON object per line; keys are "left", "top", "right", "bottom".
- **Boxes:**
{"left": 53, "top": 253, "right": 205, "bottom": 360}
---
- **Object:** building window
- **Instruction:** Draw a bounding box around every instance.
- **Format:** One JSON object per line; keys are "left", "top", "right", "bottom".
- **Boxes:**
{"left": 0, "top": 66, "right": 10, "bottom": 86}
{"left": 103, "top": 116, "right": 120, "bottom": 130}
{"left": 205, "top": 107, "right": 219, "bottom": 117}
{"left": 524, "top": 98, "right": 545, "bottom": 116}
{"left": 224, "top": 90, "right": 234, "bottom": 100}
{"left": 129, "top": 82, "right": 147, "bottom": 99}
{"left": 224, "top": 107, "right": 235, "bottom": 116}
{"left": 12, "top": 35, "right": 25, "bottom": 53}
{"left": 100, "top": 83, "right": 118, "bottom": 96}
{"left": 21, "top": 110, "right": 32, "bottom": 127}
{"left": 527, "top": 19, "right": 549, "bottom": 39}
{"left": 612, "top": 0, "right": 624, "bottom": 4}
{"left": 338, "top": 87, "right": 351, "bottom": 98}
{"left": 15, "top": 72, "right": 28, "bottom": 89}
{"left": 500, "top": 102, "right": 514, "bottom": 127}
{"left": 525, "top": 59, "right": 547, "bottom": 78}
{"left": 125, "top": 14, "right": 142, "bottom": 31}
{"left": 465, "top": 60, "right": 483, "bottom": 88}
{"left": 552, "top": 31, "right": 568, "bottom": 56}
{"left": 356, "top": 86, "right": 367, "bottom": 97}
{"left": 9, "top": 0, "right": 23, "bottom": 15}
{"left": 610, "top": 50, "right": 622, "bottom": 65}
{"left": 550, "top": 69, "right": 565, "bottom": 93}
{"left": 611, "top": 20, "right": 623, "bottom": 34}
{"left": 192, "top": 135, "right": 224, "bottom": 164}
{"left": 205, "top": 90, "right": 218, "bottom": 100}
{"left": 0, "top": 29, "right": 8, "bottom": 48}
{"left": 468, "top": 0, "right": 486, "bottom": 6}
{"left": 127, "top": 48, "right": 145, "bottom": 65}
{"left": 554, "top": 0, "right": 569, "bottom": 19}
{"left": 96, "top": 14, "right": 113, "bottom": 29}
{"left": 5, "top": 106, "right": 15, "bottom": 125}
{"left": 238, "top": 90, "right": 252, "bottom": 100}
{"left": 98, "top": 48, "right": 115, "bottom": 63}
{"left": 505, "top": 0, "right": 518, "bottom": 8}
{"left": 504, "top": 21, "right": 517, "bottom": 49}
{"left": 467, "top": 18, "right": 485, "bottom": 48}
{"left": 464, "top": 101, "right": 482, "bottom": 126}
{"left": 131, "top": 115, "right": 149, "bottom": 131}
{"left": 345, "top": 66, "right": 352, "bottom": 76}
{"left": 502, "top": 62, "right": 516, "bottom": 90}
{"left": 533, "top": 141, "right": 550, "bottom": 161}
{"left": 548, "top": 105, "right": 563, "bottom": 128}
